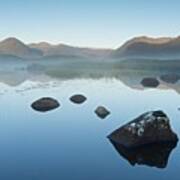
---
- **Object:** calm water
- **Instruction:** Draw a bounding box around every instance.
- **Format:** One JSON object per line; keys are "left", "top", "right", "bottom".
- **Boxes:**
{"left": 0, "top": 77, "right": 180, "bottom": 180}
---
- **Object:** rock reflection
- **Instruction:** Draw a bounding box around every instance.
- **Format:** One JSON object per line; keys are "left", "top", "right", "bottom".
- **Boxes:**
{"left": 109, "top": 140, "right": 177, "bottom": 169}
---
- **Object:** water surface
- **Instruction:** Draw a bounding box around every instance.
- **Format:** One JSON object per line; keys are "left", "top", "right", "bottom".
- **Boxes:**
{"left": 0, "top": 59, "right": 180, "bottom": 179}
{"left": 0, "top": 78, "right": 180, "bottom": 180}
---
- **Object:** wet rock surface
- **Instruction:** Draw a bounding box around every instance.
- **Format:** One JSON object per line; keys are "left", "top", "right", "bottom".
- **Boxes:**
{"left": 95, "top": 106, "right": 110, "bottom": 119}
{"left": 108, "top": 111, "right": 178, "bottom": 148}
{"left": 141, "top": 77, "right": 160, "bottom": 88}
{"left": 31, "top": 97, "right": 60, "bottom": 112}
{"left": 110, "top": 140, "right": 177, "bottom": 169}
{"left": 70, "top": 94, "right": 87, "bottom": 104}
{"left": 160, "top": 74, "right": 180, "bottom": 84}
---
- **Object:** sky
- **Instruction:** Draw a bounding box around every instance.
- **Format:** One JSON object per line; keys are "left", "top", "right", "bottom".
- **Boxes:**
{"left": 0, "top": 0, "right": 180, "bottom": 48}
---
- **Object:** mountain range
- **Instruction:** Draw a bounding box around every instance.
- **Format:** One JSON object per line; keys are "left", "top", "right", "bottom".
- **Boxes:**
{"left": 1, "top": 36, "right": 180, "bottom": 60}
{"left": 0, "top": 37, "right": 111, "bottom": 60}
{"left": 112, "top": 36, "right": 180, "bottom": 60}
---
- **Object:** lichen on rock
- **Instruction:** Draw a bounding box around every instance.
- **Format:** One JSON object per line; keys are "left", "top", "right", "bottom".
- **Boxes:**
{"left": 108, "top": 110, "right": 178, "bottom": 148}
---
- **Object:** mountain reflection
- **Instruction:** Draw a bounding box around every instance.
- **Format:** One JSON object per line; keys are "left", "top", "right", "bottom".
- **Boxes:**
{"left": 109, "top": 140, "right": 177, "bottom": 169}
{"left": 0, "top": 59, "right": 180, "bottom": 94}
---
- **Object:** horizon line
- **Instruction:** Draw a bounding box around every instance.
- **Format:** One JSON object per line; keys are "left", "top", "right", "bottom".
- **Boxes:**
{"left": 1, "top": 35, "right": 180, "bottom": 50}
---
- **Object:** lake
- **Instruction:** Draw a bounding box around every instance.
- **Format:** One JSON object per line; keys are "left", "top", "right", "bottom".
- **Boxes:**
{"left": 0, "top": 59, "right": 180, "bottom": 179}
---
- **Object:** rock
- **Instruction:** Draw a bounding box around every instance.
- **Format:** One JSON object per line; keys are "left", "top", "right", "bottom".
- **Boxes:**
{"left": 95, "top": 106, "right": 110, "bottom": 119}
{"left": 108, "top": 111, "right": 178, "bottom": 148}
{"left": 141, "top": 77, "right": 160, "bottom": 88}
{"left": 70, "top": 94, "right": 87, "bottom": 104}
{"left": 31, "top": 97, "right": 60, "bottom": 112}
{"left": 160, "top": 74, "right": 180, "bottom": 84}
{"left": 110, "top": 140, "right": 177, "bottom": 169}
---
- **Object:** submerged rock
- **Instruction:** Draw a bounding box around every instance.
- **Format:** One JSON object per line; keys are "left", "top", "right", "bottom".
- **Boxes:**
{"left": 108, "top": 111, "right": 178, "bottom": 148}
{"left": 31, "top": 97, "right": 60, "bottom": 112}
{"left": 70, "top": 94, "right": 87, "bottom": 104}
{"left": 95, "top": 106, "right": 110, "bottom": 119}
{"left": 141, "top": 77, "right": 160, "bottom": 88}
{"left": 110, "top": 140, "right": 177, "bottom": 169}
{"left": 160, "top": 74, "right": 180, "bottom": 84}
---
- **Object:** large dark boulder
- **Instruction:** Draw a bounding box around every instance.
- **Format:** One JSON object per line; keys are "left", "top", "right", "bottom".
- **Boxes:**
{"left": 160, "top": 74, "right": 180, "bottom": 84}
{"left": 70, "top": 94, "right": 87, "bottom": 104}
{"left": 141, "top": 77, "right": 160, "bottom": 88}
{"left": 31, "top": 97, "right": 60, "bottom": 112}
{"left": 95, "top": 106, "right": 110, "bottom": 119}
{"left": 110, "top": 140, "right": 177, "bottom": 169}
{"left": 108, "top": 111, "right": 178, "bottom": 148}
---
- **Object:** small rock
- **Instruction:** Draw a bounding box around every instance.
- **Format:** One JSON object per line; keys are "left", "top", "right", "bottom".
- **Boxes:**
{"left": 70, "top": 94, "right": 87, "bottom": 104}
{"left": 108, "top": 111, "right": 178, "bottom": 148}
{"left": 141, "top": 77, "right": 160, "bottom": 88}
{"left": 160, "top": 74, "right": 180, "bottom": 84}
{"left": 31, "top": 97, "right": 60, "bottom": 112}
{"left": 95, "top": 106, "right": 110, "bottom": 119}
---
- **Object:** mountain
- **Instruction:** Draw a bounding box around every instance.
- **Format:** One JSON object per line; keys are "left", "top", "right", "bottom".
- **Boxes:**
{"left": 0, "top": 38, "right": 43, "bottom": 59}
{"left": 2, "top": 36, "right": 180, "bottom": 60}
{"left": 112, "top": 36, "right": 180, "bottom": 60}
{"left": 29, "top": 42, "right": 112, "bottom": 59}
{"left": 0, "top": 37, "right": 112, "bottom": 60}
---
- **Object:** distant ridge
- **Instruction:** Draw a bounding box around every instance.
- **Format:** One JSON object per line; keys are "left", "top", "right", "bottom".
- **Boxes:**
{"left": 112, "top": 36, "right": 180, "bottom": 60}
{"left": 1, "top": 36, "right": 180, "bottom": 60}
{"left": 0, "top": 37, "right": 112, "bottom": 60}
{"left": 0, "top": 38, "right": 43, "bottom": 59}
{"left": 29, "top": 42, "right": 112, "bottom": 59}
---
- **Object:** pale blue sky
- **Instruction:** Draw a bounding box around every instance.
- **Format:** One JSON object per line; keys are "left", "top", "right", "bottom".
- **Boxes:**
{"left": 0, "top": 0, "right": 180, "bottom": 48}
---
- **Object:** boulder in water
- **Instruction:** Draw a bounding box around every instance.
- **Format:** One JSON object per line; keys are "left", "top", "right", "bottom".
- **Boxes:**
{"left": 95, "top": 106, "right": 110, "bottom": 119}
{"left": 70, "top": 94, "right": 87, "bottom": 104}
{"left": 108, "top": 111, "right": 178, "bottom": 148}
{"left": 31, "top": 97, "right": 60, "bottom": 112}
{"left": 141, "top": 77, "right": 160, "bottom": 88}
{"left": 110, "top": 140, "right": 177, "bottom": 168}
